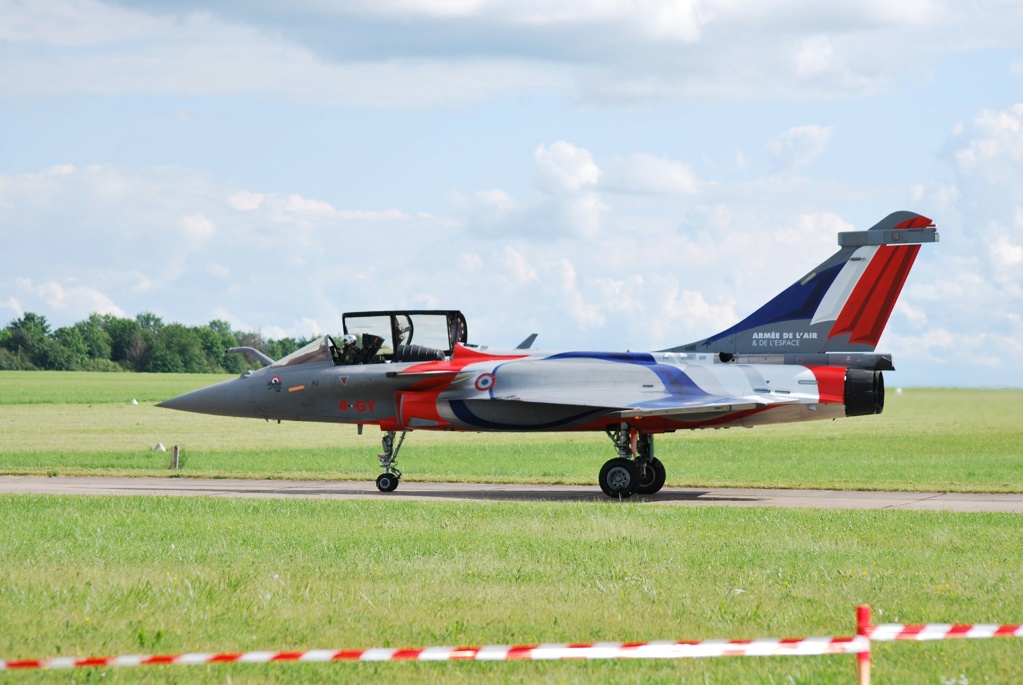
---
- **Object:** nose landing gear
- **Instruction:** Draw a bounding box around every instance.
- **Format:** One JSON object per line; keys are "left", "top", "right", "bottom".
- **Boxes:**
{"left": 375, "top": 472, "right": 399, "bottom": 492}
{"left": 375, "top": 430, "right": 405, "bottom": 492}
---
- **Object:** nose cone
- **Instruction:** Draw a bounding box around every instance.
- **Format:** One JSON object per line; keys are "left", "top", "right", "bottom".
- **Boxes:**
{"left": 157, "top": 377, "right": 253, "bottom": 418}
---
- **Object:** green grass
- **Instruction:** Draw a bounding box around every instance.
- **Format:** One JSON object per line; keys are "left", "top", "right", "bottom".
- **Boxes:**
{"left": 1, "top": 371, "right": 1021, "bottom": 492}
{"left": 0, "top": 370, "right": 234, "bottom": 405}
{"left": 2, "top": 372, "right": 1023, "bottom": 682}
{"left": 3, "top": 495, "right": 1023, "bottom": 683}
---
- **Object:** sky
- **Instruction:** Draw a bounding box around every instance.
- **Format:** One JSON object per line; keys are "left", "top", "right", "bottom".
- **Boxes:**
{"left": 1, "top": 0, "right": 1022, "bottom": 387}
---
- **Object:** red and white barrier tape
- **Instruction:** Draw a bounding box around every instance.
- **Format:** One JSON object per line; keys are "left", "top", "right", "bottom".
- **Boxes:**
{"left": 0, "top": 638, "right": 867, "bottom": 670}
{"left": 869, "top": 623, "right": 1023, "bottom": 641}
{"left": 5, "top": 609, "right": 1023, "bottom": 673}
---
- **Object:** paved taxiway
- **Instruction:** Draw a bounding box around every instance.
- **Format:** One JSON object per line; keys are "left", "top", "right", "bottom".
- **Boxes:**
{"left": 2, "top": 476, "right": 1022, "bottom": 513}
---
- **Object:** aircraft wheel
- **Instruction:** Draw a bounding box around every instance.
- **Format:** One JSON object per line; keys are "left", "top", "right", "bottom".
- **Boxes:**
{"left": 599, "top": 457, "right": 638, "bottom": 498}
{"left": 635, "top": 457, "right": 666, "bottom": 495}
{"left": 376, "top": 473, "right": 399, "bottom": 493}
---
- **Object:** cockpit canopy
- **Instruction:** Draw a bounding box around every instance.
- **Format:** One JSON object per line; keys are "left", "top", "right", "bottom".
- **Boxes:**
{"left": 268, "top": 311, "right": 468, "bottom": 368}
{"left": 272, "top": 337, "right": 337, "bottom": 368}
{"left": 342, "top": 310, "right": 467, "bottom": 361}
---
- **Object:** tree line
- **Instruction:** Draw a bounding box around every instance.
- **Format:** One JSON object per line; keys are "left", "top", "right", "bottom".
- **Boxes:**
{"left": 0, "top": 312, "right": 316, "bottom": 373}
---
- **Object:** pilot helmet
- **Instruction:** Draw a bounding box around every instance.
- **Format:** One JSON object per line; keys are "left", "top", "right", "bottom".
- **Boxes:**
{"left": 343, "top": 334, "right": 358, "bottom": 346}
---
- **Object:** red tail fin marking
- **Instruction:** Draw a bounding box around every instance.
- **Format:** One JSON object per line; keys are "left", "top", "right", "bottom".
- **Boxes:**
{"left": 894, "top": 216, "right": 933, "bottom": 229}
{"left": 829, "top": 244, "right": 921, "bottom": 347}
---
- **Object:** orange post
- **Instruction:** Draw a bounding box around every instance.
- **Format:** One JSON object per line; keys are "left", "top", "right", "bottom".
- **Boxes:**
{"left": 856, "top": 604, "right": 871, "bottom": 685}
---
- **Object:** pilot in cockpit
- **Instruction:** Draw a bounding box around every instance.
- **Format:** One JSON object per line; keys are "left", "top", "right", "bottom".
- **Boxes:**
{"left": 341, "top": 334, "right": 360, "bottom": 365}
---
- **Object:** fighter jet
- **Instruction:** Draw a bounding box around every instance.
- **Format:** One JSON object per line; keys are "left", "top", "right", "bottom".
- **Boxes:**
{"left": 159, "top": 211, "right": 938, "bottom": 498}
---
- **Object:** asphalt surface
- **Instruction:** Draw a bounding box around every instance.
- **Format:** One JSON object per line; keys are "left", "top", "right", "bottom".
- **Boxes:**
{"left": 2, "top": 476, "right": 1022, "bottom": 513}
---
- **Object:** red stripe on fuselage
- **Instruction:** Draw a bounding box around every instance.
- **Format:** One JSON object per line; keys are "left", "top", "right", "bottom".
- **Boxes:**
{"left": 809, "top": 366, "right": 845, "bottom": 404}
{"left": 396, "top": 390, "right": 452, "bottom": 429}
{"left": 404, "top": 344, "right": 528, "bottom": 376}
{"left": 395, "top": 345, "right": 529, "bottom": 429}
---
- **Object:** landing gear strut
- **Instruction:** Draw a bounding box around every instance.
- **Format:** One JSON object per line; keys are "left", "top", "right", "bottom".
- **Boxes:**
{"left": 376, "top": 430, "right": 405, "bottom": 492}
{"left": 599, "top": 423, "right": 666, "bottom": 498}
{"left": 635, "top": 432, "right": 666, "bottom": 496}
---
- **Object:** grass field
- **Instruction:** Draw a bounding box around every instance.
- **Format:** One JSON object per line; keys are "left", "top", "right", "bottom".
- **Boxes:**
{"left": 1, "top": 371, "right": 1021, "bottom": 492}
{"left": 3, "top": 495, "right": 1023, "bottom": 683}
{"left": 2, "top": 371, "right": 1023, "bottom": 683}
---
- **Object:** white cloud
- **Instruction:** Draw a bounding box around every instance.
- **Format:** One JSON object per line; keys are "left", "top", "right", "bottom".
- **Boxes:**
{"left": 735, "top": 149, "right": 750, "bottom": 172}
{"left": 886, "top": 328, "right": 961, "bottom": 365}
{"left": 182, "top": 213, "right": 216, "bottom": 242}
{"left": 793, "top": 35, "right": 835, "bottom": 79}
{"left": 126, "top": 270, "right": 155, "bottom": 293}
{"left": 0, "top": 0, "right": 165, "bottom": 47}
{"left": 466, "top": 143, "right": 692, "bottom": 239}
{"left": 45, "top": 163, "right": 75, "bottom": 176}
{"left": 604, "top": 153, "right": 698, "bottom": 195}
{"left": 1, "top": 0, "right": 1021, "bottom": 107}
{"left": 298, "top": 317, "right": 323, "bottom": 336}
{"left": 0, "top": 1, "right": 572, "bottom": 107}
{"left": 944, "top": 105, "right": 1023, "bottom": 255}
{"left": 458, "top": 252, "right": 484, "bottom": 273}
{"left": 529, "top": 141, "right": 609, "bottom": 238}
{"left": 783, "top": 212, "right": 854, "bottom": 246}
{"left": 895, "top": 301, "right": 928, "bottom": 329}
{"left": 16, "top": 278, "right": 125, "bottom": 319}
{"left": 0, "top": 163, "right": 456, "bottom": 334}
{"left": 336, "top": 209, "right": 408, "bottom": 221}
{"left": 286, "top": 194, "right": 336, "bottom": 215}
{"left": 889, "top": 327, "right": 1023, "bottom": 373}
{"left": 534, "top": 141, "right": 601, "bottom": 194}
{"left": 875, "top": 102, "right": 1023, "bottom": 385}
{"left": 228, "top": 191, "right": 265, "bottom": 211}
{"left": 501, "top": 247, "right": 538, "bottom": 286}
{"left": 475, "top": 189, "right": 515, "bottom": 213}
{"left": 910, "top": 181, "right": 959, "bottom": 214}
{"left": 1, "top": 297, "right": 23, "bottom": 320}
{"left": 4, "top": 91, "right": 1023, "bottom": 386}
{"left": 990, "top": 234, "right": 1023, "bottom": 267}
{"left": 950, "top": 104, "right": 1023, "bottom": 185}
{"left": 555, "top": 192, "right": 607, "bottom": 238}
{"left": 767, "top": 124, "right": 835, "bottom": 170}
{"left": 547, "top": 258, "right": 603, "bottom": 328}
{"left": 658, "top": 287, "right": 737, "bottom": 345}
{"left": 595, "top": 275, "right": 645, "bottom": 314}
{"left": 206, "top": 263, "right": 232, "bottom": 280}
{"left": 323, "top": 0, "right": 707, "bottom": 41}
{"left": 463, "top": 190, "right": 517, "bottom": 233}
{"left": 261, "top": 325, "right": 288, "bottom": 341}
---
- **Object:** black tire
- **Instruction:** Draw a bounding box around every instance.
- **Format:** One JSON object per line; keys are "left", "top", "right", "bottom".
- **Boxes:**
{"left": 635, "top": 457, "right": 666, "bottom": 495}
{"left": 375, "top": 473, "right": 399, "bottom": 492}
{"left": 598, "top": 458, "right": 638, "bottom": 498}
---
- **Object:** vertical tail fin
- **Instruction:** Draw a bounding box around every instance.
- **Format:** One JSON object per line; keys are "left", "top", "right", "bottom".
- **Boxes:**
{"left": 671, "top": 211, "right": 938, "bottom": 356}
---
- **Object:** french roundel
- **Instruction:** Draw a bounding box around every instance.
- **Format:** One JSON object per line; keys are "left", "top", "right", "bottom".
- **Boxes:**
{"left": 474, "top": 373, "right": 496, "bottom": 392}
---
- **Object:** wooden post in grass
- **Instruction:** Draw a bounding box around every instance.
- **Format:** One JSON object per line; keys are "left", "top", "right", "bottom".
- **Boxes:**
{"left": 172, "top": 445, "right": 180, "bottom": 470}
{"left": 857, "top": 604, "right": 871, "bottom": 685}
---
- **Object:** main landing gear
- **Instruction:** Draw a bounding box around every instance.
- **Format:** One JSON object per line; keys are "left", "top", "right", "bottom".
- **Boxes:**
{"left": 375, "top": 430, "right": 406, "bottom": 492}
{"left": 599, "top": 422, "right": 666, "bottom": 498}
